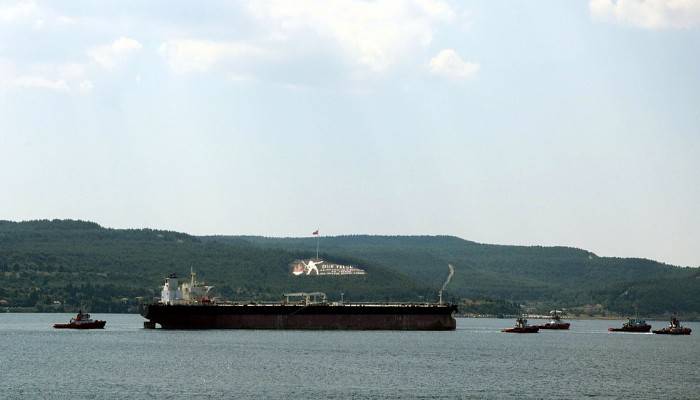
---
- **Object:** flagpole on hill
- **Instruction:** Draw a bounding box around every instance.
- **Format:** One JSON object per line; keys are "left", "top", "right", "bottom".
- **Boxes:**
{"left": 313, "top": 229, "right": 320, "bottom": 259}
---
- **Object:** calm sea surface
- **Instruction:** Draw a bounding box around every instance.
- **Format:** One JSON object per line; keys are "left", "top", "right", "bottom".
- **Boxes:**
{"left": 1, "top": 314, "right": 698, "bottom": 399}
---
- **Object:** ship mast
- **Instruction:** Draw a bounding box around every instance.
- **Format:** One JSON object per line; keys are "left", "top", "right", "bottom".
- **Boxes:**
{"left": 315, "top": 229, "right": 320, "bottom": 260}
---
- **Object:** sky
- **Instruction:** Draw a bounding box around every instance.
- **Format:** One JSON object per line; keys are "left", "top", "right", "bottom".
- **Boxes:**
{"left": 0, "top": 0, "right": 698, "bottom": 267}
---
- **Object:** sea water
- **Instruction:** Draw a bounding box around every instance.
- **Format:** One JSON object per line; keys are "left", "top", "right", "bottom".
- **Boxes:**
{"left": 1, "top": 314, "right": 698, "bottom": 399}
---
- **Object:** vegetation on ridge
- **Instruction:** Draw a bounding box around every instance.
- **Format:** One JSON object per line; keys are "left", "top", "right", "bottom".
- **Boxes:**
{"left": 0, "top": 220, "right": 698, "bottom": 318}
{"left": 0, "top": 220, "right": 421, "bottom": 313}
{"left": 229, "top": 235, "right": 700, "bottom": 317}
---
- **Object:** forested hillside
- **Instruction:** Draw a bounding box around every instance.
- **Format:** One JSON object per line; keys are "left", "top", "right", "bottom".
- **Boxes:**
{"left": 1, "top": 220, "right": 698, "bottom": 317}
{"left": 223, "top": 235, "right": 700, "bottom": 317}
{"left": 0, "top": 220, "right": 421, "bottom": 312}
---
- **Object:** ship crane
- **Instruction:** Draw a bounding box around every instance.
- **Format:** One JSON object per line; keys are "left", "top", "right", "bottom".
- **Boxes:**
{"left": 438, "top": 264, "right": 455, "bottom": 305}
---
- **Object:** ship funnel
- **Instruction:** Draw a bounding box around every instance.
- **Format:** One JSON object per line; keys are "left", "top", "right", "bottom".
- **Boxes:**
{"left": 438, "top": 264, "right": 455, "bottom": 305}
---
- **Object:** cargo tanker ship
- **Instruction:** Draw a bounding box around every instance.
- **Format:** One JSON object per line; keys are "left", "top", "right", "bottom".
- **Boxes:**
{"left": 141, "top": 269, "right": 457, "bottom": 331}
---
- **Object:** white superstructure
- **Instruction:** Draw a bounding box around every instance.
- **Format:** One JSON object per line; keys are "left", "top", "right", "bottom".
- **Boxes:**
{"left": 160, "top": 269, "right": 213, "bottom": 305}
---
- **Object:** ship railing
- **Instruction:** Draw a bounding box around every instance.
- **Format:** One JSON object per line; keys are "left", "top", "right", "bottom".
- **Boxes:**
{"left": 207, "top": 300, "right": 452, "bottom": 307}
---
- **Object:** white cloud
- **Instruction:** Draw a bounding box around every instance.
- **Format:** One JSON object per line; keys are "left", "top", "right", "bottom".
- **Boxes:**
{"left": 429, "top": 49, "right": 479, "bottom": 81}
{"left": 158, "top": 39, "right": 264, "bottom": 74}
{"left": 247, "top": 0, "right": 457, "bottom": 72}
{"left": 590, "top": 0, "right": 700, "bottom": 29}
{"left": 0, "top": 0, "right": 37, "bottom": 22}
{"left": 2, "top": 2, "right": 471, "bottom": 88}
{"left": 2, "top": 75, "right": 69, "bottom": 91}
{"left": 0, "top": 0, "right": 76, "bottom": 28}
{"left": 414, "top": 0, "right": 457, "bottom": 21}
{"left": 0, "top": 60, "right": 91, "bottom": 93}
{"left": 88, "top": 37, "right": 143, "bottom": 69}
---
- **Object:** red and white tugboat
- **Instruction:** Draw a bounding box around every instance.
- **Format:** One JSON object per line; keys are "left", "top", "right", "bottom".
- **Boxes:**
{"left": 653, "top": 317, "right": 692, "bottom": 335}
{"left": 536, "top": 310, "right": 570, "bottom": 330}
{"left": 608, "top": 318, "right": 651, "bottom": 333}
{"left": 53, "top": 310, "right": 106, "bottom": 330}
{"left": 502, "top": 316, "right": 539, "bottom": 333}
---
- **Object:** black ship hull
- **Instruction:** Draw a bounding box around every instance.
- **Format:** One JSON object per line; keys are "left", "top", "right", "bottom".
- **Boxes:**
{"left": 141, "top": 303, "right": 457, "bottom": 330}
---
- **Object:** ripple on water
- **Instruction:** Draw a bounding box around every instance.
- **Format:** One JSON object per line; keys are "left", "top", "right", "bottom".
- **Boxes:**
{"left": 0, "top": 314, "right": 698, "bottom": 399}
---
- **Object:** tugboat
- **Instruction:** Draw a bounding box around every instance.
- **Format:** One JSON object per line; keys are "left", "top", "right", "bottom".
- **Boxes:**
{"left": 502, "top": 316, "right": 539, "bottom": 333}
{"left": 652, "top": 316, "right": 692, "bottom": 335}
{"left": 608, "top": 318, "right": 651, "bottom": 333}
{"left": 53, "top": 310, "right": 106, "bottom": 329}
{"left": 537, "top": 310, "right": 570, "bottom": 330}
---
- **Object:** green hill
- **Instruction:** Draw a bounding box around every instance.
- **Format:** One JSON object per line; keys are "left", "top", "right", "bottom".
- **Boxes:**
{"left": 1, "top": 220, "right": 698, "bottom": 318}
{"left": 221, "top": 235, "right": 700, "bottom": 317}
{"left": 0, "top": 220, "right": 420, "bottom": 312}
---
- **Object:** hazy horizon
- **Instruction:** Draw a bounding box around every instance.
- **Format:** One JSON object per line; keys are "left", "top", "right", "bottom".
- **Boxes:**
{"left": 2, "top": 1, "right": 698, "bottom": 267}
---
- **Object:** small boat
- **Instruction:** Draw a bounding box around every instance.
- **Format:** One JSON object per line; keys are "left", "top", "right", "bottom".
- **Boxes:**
{"left": 608, "top": 318, "right": 651, "bottom": 333}
{"left": 53, "top": 310, "right": 106, "bottom": 329}
{"left": 653, "top": 317, "right": 692, "bottom": 335}
{"left": 537, "top": 310, "right": 570, "bottom": 330}
{"left": 502, "top": 317, "right": 539, "bottom": 333}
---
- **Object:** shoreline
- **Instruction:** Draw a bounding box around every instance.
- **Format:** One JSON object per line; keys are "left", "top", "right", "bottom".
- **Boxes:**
{"left": 4, "top": 309, "right": 699, "bottom": 322}
{"left": 457, "top": 314, "right": 700, "bottom": 321}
